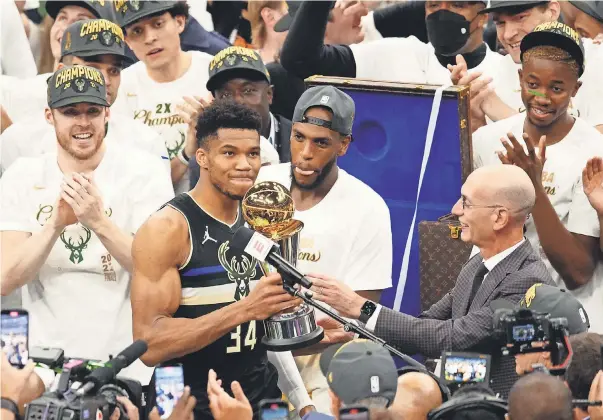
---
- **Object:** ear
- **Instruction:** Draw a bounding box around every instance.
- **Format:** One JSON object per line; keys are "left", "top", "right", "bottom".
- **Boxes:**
{"left": 505, "top": 414, "right": 510, "bottom": 420}
{"left": 57, "top": 62, "right": 65, "bottom": 70}
{"left": 104, "top": 106, "right": 111, "bottom": 124}
{"left": 476, "top": 11, "right": 489, "bottom": 29}
{"left": 338, "top": 135, "right": 351, "bottom": 156}
{"left": 260, "top": 7, "right": 275, "bottom": 27}
{"left": 266, "top": 85, "right": 274, "bottom": 105}
{"left": 175, "top": 15, "right": 186, "bottom": 35}
{"left": 44, "top": 108, "right": 54, "bottom": 125}
{"left": 548, "top": 1, "right": 561, "bottom": 21}
{"left": 572, "top": 80, "right": 582, "bottom": 98}
{"left": 492, "top": 208, "right": 509, "bottom": 232}
{"left": 196, "top": 146, "right": 209, "bottom": 170}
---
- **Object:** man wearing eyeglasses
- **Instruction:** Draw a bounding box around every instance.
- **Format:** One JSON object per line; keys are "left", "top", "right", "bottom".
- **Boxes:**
{"left": 306, "top": 164, "right": 555, "bottom": 398}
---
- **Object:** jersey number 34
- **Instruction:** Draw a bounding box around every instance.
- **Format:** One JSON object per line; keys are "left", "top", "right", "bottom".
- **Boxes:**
{"left": 227, "top": 320, "right": 257, "bottom": 354}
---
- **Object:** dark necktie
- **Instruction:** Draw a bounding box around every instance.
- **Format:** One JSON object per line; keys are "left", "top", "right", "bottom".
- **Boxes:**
{"left": 467, "top": 262, "right": 489, "bottom": 311}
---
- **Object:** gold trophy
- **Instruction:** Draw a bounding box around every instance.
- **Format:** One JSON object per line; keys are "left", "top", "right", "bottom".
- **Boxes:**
{"left": 242, "top": 181, "right": 324, "bottom": 351}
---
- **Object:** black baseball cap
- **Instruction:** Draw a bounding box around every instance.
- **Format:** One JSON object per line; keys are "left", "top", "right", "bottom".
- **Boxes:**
{"left": 520, "top": 21, "right": 585, "bottom": 76}
{"left": 274, "top": 1, "right": 301, "bottom": 32}
{"left": 292, "top": 85, "right": 355, "bottom": 137}
{"left": 480, "top": 0, "right": 549, "bottom": 14}
{"left": 45, "top": 1, "right": 115, "bottom": 20}
{"left": 114, "top": 0, "right": 179, "bottom": 29}
{"left": 61, "top": 19, "right": 129, "bottom": 61}
{"left": 47, "top": 65, "right": 109, "bottom": 109}
{"left": 494, "top": 283, "right": 590, "bottom": 335}
{"left": 569, "top": 1, "right": 603, "bottom": 24}
{"left": 206, "top": 46, "right": 271, "bottom": 92}
{"left": 320, "top": 340, "right": 398, "bottom": 406}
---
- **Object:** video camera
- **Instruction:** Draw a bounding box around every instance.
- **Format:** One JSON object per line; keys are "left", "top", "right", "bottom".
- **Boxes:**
{"left": 24, "top": 341, "right": 147, "bottom": 420}
{"left": 494, "top": 308, "right": 572, "bottom": 375}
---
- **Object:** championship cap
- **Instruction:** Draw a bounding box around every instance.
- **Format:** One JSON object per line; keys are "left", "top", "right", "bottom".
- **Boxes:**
{"left": 292, "top": 86, "right": 355, "bottom": 137}
{"left": 61, "top": 19, "right": 129, "bottom": 61}
{"left": 480, "top": 0, "right": 549, "bottom": 14}
{"left": 520, "top": 21, "right": 585, "bottom": 76}
{"left": 45, "top": 1, "right": 115, "bottom": 21}
{"left": 47, "top": 65, "right": 109, "bottom": 109}
{"left": 494, "top": 283, "right": 590, "bottom": 335}
{"left": 569, "top": 1, "right": 603, "bottom": 24}
{"left": 114, "top": 0, "right": 181, "bottom": 29}
{"left": 206, "top": 46, "right": 271, "bottom": 92}
{"left": 319, "top": 340, "right": 398, "bottom": 406}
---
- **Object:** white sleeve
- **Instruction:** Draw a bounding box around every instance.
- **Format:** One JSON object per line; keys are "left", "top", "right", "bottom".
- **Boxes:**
{"left": 344, "top": 195, "right": 392, "bottom": 291}
{"left": 129, "top": 154, "right": 175, "bottom": 233}
{"left": 0, "top": 123, "right": 24, "bottom": 172}
{"left": 0, "top": 159, "right": 34, "bottom": 232}
{"left": 567, "top": 174, "right": 600, "bottom": 238}
{"left": 365, "top": 304, "right": 383, "bottom": 332}
{"left": 0, "top": 1, "right": 37, "bottom": 78}
{"left": 266, "top": 351, "right": 313, "bottom": 412}
{"left": 359, "top": 12, "right": 383, "bottom": 42}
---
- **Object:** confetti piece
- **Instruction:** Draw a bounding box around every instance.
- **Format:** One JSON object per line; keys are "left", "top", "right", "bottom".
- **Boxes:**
{"left": 528, "top": 89, "right": 546, "bottom": 98}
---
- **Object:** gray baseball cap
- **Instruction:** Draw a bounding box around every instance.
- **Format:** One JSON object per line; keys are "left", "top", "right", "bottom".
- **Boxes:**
{"left": 495, "top": 283, "right": 590, "bottom": 335}
{"left": 292, "top": 85, "right": 355, "bottom": 137}
{"left": 114, "top": 1, "right": 180, "bottom": 29}
{"left": 45, "top": 1, "right": 115, "bottom": 20}
{"left": 320, "top": 340, "right": 398, "bottom": 406}
{"left": 61, "top": 19, "right": 129, "bottom": 61}
{"left": 570, "top": 1, "right": 603, "bottom": 23}
{"left": 480, "top": 0, "right": 549, "bottom": 14}
{"left": 47, "top": 65, "right": 109, "bottom": 109}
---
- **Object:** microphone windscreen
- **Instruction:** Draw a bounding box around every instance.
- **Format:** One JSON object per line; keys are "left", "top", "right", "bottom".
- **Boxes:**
{"left": 231, "top": 226, "right": 255, "bottom": 252}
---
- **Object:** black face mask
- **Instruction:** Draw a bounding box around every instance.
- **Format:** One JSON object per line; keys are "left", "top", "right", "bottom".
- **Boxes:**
{"left": 425, "top": 9, "right": 472, "bottom": 56}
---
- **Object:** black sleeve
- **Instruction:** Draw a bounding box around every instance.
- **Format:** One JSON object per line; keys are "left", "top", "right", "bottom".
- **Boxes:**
{"left": 280, "top": 1, "right": 356, "bottom": 79}
{"left": 373, "top": 1, "right": 427, "bottom": 42}
{"left": 266, "top": 62, "right": 305, "bottom": 120}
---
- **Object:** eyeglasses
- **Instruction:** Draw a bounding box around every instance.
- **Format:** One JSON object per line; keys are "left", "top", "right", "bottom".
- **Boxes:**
{"left": 461, "top": 196, "right": 504, "bottom": 210}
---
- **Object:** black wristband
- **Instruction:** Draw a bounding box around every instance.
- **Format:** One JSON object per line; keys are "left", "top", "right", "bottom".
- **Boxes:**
{"left": 1, "top": 398, "right": 20, "bottom": 420}
{"left": 181, "top": 148, "right": 190, "bottom": 162}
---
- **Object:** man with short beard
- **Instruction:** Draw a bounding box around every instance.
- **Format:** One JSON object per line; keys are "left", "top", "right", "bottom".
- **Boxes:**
{"left": 0, "top": 65, "right": 174, "bottom": 382}
{"left": 1, "top": 18, "right": 170, "bottom": 174}
{"left": 255, "top": 86, "right": 392, "bottom": 414}
{"left": 1, "top": 1, "right": 112, "bottom": 123}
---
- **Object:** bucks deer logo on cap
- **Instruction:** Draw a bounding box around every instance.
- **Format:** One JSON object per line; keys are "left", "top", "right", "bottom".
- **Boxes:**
{"left": 100, "top": 31, "right": 114, "bottom": 46}
{"left": 226, "top": 55, "right": 237, "bottom": 66}
{"left": 320, "top": 95, "right": 330, "bottom": 105}
{"left": 130, "top": 0, "right": 141, "bottom": 11}
{"left": 75, "top": 78, "right": 87, "bottom": 92}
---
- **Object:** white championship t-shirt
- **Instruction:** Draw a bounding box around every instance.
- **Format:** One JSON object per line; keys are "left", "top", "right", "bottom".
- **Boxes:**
{"left": 1, "top": 73, "right": 50, "bottom": 122}
{"left": 473, "top": 113, "right": 603, "bottom": 332}
{"left": 0, "top": 115, "right": 171, "bottom": 174}
{"left": 492, "top": 49, "right": 603, "bottom": 128}
{"left": 115, "top": 51, "right": 213, "bottom": 193}
{"left": 256, "top": 163, "right": 393, "bottom": 413}
{"left": 0, "top": 142, "right": 175, "bottom": 382}
{"left": 349, "top": 36, "right": 504, "bottom": 85}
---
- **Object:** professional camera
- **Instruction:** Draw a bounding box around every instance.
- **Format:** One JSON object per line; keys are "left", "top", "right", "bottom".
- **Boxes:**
{"left": 24, "top": 341, "right": 147, "bottom": 420}
{"left": 494, "top": 308, "right": 572, "bottom": 374}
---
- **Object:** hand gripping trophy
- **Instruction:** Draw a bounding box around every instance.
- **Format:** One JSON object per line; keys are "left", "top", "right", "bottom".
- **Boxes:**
{"left": 242, "top": 181, "right": 324, "bottom": 351}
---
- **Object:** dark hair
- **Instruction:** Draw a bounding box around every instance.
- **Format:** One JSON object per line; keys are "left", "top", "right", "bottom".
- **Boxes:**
{"left": 522, "top": 45, "right": 580, "bottom": 78}
{"left": 195, "top": 100, "right": 261, "bottom": 148}
{"left": 566, "top": 333, "right": 603, "bottom": 400}
{"left": 60, "top": 54, "right": 124, "bottom": 68}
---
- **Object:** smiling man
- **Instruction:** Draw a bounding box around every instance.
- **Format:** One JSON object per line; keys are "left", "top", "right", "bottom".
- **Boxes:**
{"left": 0, "top": 65, "right": 173, "bottom": 383}
{"left": 256, "top": 86, "right": 392, "bottom": 414}
{"left": 130, "top": 100, "right": 314, "bottom": 419}
{"left": 472, "top": 22, "right": 603, "bottom": 333}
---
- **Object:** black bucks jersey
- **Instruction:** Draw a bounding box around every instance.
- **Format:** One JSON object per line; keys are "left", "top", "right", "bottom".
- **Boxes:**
{"left": 151, "top": 194, "right": 280, "bottom": 419}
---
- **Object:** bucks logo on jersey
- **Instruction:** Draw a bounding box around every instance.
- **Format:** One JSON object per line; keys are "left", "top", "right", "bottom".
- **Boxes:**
{"left": 166, "top": 130, "right": 186, "bottom": 160}
{"left": 218, "top": 241, "right": 257, "bottom": 301}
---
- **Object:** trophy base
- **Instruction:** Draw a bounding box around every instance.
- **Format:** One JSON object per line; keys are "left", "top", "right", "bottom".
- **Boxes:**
{"left": 261, "top": 327, "right": 325, "bottom": 352}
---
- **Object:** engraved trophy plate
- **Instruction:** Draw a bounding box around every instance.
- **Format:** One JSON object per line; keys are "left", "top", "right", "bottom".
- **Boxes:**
{"left": 243, "top": 182, "right": 324, "bottom": 351}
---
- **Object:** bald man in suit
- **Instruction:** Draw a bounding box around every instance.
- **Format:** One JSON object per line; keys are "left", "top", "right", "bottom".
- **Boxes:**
{"left": 309, "top": 165, "right": 555, "bottom": 397}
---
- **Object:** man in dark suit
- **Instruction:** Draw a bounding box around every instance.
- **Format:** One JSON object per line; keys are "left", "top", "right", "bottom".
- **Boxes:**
{"left": 188, "top": 46, "right": 292, "bottom": 188}
{"left": 308, "top": 164, "right": 554, "bottom": 396}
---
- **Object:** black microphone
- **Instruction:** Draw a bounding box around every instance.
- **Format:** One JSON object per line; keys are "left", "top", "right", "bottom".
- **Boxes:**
{"left": 76, "top": 340, "right": 148, "bottom": 396}
{"left": 231, "top": 226, "right": 313, "bottom": 289}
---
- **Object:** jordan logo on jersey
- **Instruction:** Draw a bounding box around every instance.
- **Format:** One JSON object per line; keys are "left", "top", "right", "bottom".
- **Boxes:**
{"left": 202, "top": 226, "right": 217, "bottom": 245}
{"left": 218, "top": 242, "right": 257, "bottom": 301}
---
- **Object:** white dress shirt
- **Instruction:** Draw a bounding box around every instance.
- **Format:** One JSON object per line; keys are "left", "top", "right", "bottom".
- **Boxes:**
{"left": 365, "top": 239, "right": 526, "bottom": 331}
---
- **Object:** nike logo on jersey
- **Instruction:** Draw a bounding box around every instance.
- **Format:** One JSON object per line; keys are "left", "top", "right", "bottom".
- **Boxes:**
{"left": 202, "top": 226, "right": 217, "bottom": 245}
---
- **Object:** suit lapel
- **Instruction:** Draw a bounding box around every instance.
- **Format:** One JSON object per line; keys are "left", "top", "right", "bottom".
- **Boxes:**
{"left": 453, "top": 254, "right": 482, "bottom": 318}
{"left": 469, "top": 241, "right": 532, "bottom": 310}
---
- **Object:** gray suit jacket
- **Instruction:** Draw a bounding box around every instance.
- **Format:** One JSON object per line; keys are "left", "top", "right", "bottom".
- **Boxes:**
{"left": 375, "top": 240, "right": 554, "bottom": 396}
